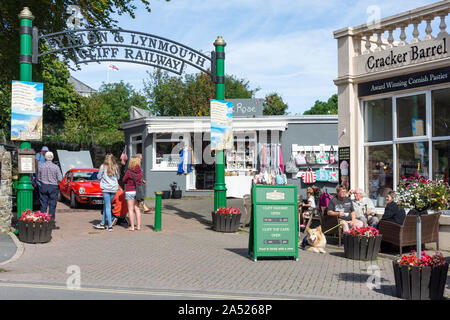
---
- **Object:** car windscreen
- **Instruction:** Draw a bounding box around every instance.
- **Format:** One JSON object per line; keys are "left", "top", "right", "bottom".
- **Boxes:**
{"left": 72, "top": 171, "right": 98, "bottom": 181}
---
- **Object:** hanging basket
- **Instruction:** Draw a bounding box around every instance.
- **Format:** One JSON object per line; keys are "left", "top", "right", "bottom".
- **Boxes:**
{"left": 393, "top": 261, "right": 449, "bottom": 300}
{"left": 211, "top": 212, "right": 241, "bottom": 233}
{"left": 343, "top": 234, "right": 382, "bottom": 261}
{"left": 18, "top": 220, "right": 54, "bottom": 244}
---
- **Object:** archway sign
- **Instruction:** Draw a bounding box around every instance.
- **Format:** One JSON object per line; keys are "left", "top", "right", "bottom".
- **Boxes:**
{"left": 17, "top": 6, "right": 228, "bottom": 217}
{"left": 31, "top": 28, "right": 217, "bottom": 80}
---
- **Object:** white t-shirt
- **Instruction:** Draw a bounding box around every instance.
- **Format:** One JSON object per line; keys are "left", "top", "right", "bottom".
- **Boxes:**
{"left": 308, "top": 196, "right": 316, "bottom": 209}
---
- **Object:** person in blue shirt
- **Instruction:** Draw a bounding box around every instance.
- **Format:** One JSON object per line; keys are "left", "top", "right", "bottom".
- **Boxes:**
{"left": 35, "top": 146, "right": 48, "bottom": 172}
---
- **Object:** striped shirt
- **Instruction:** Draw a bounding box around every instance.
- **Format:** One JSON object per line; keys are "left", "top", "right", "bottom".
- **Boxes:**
{"left": 37, "top": 161, "right": 63, "bottom": 185}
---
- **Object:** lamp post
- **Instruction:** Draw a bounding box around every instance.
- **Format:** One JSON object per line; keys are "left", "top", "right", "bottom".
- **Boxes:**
{"left": 213, "top": 36, "right": 227, "bottom": 212}
{"left": 16, "top": 7, "right": 35, "bottom": 221}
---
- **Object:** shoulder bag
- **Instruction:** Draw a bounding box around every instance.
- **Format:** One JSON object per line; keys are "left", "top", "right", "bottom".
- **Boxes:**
{"left": 129, "top": 170, "right": 145, "bottom": 202}
{"left": 302, "top": 168, "right": 317, "bottom": 184}
{"left": 306, "top": 150, "right": 316, "bottom": 165}
{"left": 286, "top": 155, "right": 299, "bottom": 173}
{"left": 328, "top": 145, "right": 337, "bottom": 165}
{"left": 315, "top": 169, "right": 330, "bottom": 182}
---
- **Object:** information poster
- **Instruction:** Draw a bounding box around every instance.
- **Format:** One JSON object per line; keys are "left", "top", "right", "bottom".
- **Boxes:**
{"left": 249, "top": 185, "right": 298, "bottom": 261}
{"left": 11, "top": 80, "right": 43, "bottom": 141}
{"left": 338, "top": 147, "right": 350, "bottom": 189}
{"left": 210, "top": 99, "right": 233, "bottom": 150}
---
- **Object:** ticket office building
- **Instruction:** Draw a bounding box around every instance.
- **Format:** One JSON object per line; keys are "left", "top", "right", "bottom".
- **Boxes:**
{"left": 334, "top": 1, "right": 450, "bottom": 206}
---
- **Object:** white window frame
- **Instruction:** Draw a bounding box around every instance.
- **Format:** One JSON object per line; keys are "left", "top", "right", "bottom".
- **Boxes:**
{"left": 129, "top": 133, "right": 143, "bottom": 157}
{"left": 152, "top": 132, "right": 186, "bottom": 171}
{"left": 362, "top": 85, "right": 450, "bottom": 193}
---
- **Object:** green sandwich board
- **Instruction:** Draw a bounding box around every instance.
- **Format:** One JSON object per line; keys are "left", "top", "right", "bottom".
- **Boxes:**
{"left": 248, "top": 185, "right": 298, "bottom": 261}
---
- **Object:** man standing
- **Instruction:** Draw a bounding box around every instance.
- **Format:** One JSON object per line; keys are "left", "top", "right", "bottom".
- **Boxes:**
{"left": 352, "top": 188, "right": 379, "bottom": 227}
{"left": 37, "top": 151, "right": 62, "bottom": 229}
{"left": 35, "top": 146, "right": 48, "bottom": 173}
{"left": 327, "top": 184, "right": 363, "bottom": 232}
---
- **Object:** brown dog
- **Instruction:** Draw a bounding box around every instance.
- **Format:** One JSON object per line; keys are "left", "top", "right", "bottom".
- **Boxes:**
{"left": 301, "top": 215, "right": 327, "bottom": 253}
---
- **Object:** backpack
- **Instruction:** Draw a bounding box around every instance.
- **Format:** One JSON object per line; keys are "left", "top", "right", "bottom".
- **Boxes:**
{"left": 319, "top": 192, "right": 333, "bottom": 212}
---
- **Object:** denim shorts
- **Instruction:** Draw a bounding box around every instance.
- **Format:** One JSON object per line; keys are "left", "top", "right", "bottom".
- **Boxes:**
{"left": 125, "top": 191, "right": 136, "bottom": 200}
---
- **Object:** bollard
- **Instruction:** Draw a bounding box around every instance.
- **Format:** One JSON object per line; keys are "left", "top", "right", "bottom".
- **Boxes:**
{"left": 154, "top": 192, "right": 162, "bottom": 231}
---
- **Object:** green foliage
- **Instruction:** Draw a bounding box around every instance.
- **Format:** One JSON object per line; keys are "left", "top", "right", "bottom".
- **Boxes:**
{"left": 262, "top": 93, "right": 288, "bottom": 115}
{"left": 303, "top": 94, "right": 338, "bottom": 115}
{"left": 144, "top": 70, "right": 258, "bottom": 116}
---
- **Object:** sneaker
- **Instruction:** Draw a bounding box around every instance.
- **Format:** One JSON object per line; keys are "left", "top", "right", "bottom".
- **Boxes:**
{"left": 107, "top": 226, "right": 113, "bottom": 232}
{"left": 93, "top": 224, "right": 105, "bottom": 230}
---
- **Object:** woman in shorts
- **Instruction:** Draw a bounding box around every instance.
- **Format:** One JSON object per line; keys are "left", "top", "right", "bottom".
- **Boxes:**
{"left": 122, "top": 156, "right": 143, "bottom": 231}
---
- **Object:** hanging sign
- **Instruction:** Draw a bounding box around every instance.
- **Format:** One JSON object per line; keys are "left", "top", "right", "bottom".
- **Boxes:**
{"left": 10, "top": 81, "right": 43, "bottom": 141}
{"left": 229, "top": 99, "right": 263, "bottom": 118}
{"left": 210, "top": 99, "right": 233, "bottom": 151}
{"left": 338, "top": 147, "right": 350, "bottom": 190}
{"left": 249, "top": 185, "right": 298, "bottom": 261}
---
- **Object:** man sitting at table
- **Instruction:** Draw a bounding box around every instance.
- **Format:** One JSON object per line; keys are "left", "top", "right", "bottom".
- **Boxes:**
{"left": 327, "top": 184, "right": 364, "bottom": 232}
{"left": 351, "top": 188, "right": 379, "bottom": 227}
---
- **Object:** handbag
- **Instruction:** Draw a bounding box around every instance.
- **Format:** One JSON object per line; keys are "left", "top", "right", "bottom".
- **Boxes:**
{"left": 306, "top": 151, "right": 316, "bottom": 164}
{"left": 302, "top": 168, "right": 317, "bottom": 184}
{"left": 329, "top": 146, "right": 337, "bottom": 165}
{"left": 275, "top": 170, "right": 287, "bottom": 185}
{"left": 286, "top": 155, "right": 299, "bottom": 173}
{"left": 295, "top": 151, "right": 307, "bottom": 166}
{"left": 120, "top": 146, "right": 128, "bottom": 165}
{"left": 315, "top": 169, "right": 330, "bottom": 182}
{"left": 316, "top": 147, "right": 329, "bottom": 164}
{"left": 129, "top": 170, "right": 145, "bottom": 202}
{"left": 328, "top": 170, "right": 339, "bottom": 183}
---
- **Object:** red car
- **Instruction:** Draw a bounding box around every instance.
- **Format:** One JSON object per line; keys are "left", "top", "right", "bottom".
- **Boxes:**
{"left": 59, "top": 168, "right": 103, "bottom": 208}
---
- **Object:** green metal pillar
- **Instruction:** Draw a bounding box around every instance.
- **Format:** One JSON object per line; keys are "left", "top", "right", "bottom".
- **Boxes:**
{"left": 154, "top": 192, "right": 162, "bottom": 231}
{"left": 16, "top": 7, "right": 35, "bottom": 222}
{"left": 213, "top": 36, "right": 227, "bottom": 212}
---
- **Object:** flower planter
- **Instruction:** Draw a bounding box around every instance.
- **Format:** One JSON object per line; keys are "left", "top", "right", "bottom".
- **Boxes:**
{"left": 171, "top": 190, "right": 182, "bottom": 199}
{"left": 211, "top": 212, "right": 241, "bottom": 233}
{"left": 18, "top": 220, "right": 54, "bottom": 244}
{"left": 161, "top": 191, "right": 171, "bottom": 199}
{"left": 392, "top": 261, "right": 449, "bottom": 300}
{"left": 343, "top": 234, "right": 382, "bottom": 260}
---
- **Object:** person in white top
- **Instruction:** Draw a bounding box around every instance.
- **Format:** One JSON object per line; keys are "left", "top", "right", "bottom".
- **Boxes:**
{"left": 300, "top": 187, "right": 316, "bottom": 228}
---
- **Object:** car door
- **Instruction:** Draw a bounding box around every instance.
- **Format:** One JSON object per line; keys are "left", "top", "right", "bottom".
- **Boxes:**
{"left": 61, "top": 171, "right": 72, "bottom": 198}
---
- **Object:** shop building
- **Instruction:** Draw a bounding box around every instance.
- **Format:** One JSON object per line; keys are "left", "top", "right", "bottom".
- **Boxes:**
{"left": 121, "top": 113, "right": 338, "bottom": 198}
{"left": 334, "top": 1, "right": 450, "bottom": 207}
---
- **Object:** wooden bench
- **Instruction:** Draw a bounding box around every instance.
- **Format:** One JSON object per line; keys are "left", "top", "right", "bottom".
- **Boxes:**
{"left": 378, "top": 213, "right": 441, "bottom": 255}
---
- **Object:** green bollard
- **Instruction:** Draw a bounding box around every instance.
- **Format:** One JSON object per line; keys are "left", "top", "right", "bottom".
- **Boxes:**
{"left": 154, "top": 192, "right": 162, "bottom": 231}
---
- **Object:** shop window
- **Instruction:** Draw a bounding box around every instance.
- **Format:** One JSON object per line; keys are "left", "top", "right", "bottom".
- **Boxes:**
{"left": 365, "top": 145, "right": 393, "bottom": 201}
{"left": 130, "top": 134, "right": 142, "bottom": 156}
{"left": 397, "top": 142, "right": 429, "bottom": 179}
{"left": 432, "top": 140, "right": 450, "bottom": 183}
{"left": 153, "top": 133, "right": 184, "bottom": 170}
{"left": 364, "top": 98, "right": 392, "bottom": 142}
{"left": 396, "top": 94, "right": 426, "bottom": 138}
{"left": 432, "top": 88, "right": 450, "bottom": 137}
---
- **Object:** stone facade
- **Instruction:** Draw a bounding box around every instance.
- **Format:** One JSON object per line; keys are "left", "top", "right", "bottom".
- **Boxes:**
{"left": 0, "top": 146, "right": 12, "bottom": 232}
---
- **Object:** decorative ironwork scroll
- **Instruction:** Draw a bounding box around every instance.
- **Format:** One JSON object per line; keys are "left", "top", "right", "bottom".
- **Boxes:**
{"left": 32, "top": 28, "right": 214, "bottom": 77}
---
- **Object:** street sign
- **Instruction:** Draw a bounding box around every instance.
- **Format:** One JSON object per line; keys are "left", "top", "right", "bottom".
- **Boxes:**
{"left": 249, "top": 185, "right": 298, "bottom": 261}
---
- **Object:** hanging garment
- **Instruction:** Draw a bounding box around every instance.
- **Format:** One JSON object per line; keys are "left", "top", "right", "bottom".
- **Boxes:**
{"left": 182, "top": 147, "right": 188, "bottom": 174}
{"left": 120, "top": 146, "right": 128, "bottom": 165}
{"left": 187, "top": 147, "right": 193, "bottom": 173}
{"left": 177, "top": 149, "right": 184, "bottom": 174}
{"left": 278, "top": 145, "right": 284, "bottom": 173}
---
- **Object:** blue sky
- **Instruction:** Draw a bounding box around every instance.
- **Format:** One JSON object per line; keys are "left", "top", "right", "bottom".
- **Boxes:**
{"left": 70, "top": 0, "right": 440, "bottom": 115}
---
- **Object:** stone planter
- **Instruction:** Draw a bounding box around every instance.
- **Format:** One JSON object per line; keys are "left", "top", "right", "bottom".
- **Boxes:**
{"left": 211, "top": 212, "right": 241, "bottom": 233}
{"left": 393, "top": 261, "right": 449, "bottom": 300}
{"left": 343, "top": 234, "right": 382, "bottom": 260}
{"left": 18, "top": 220, "right": 54, "bottom": 244}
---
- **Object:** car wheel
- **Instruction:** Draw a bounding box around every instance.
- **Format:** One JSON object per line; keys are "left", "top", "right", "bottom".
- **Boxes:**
{"left": 70, "top": 191, "right": 77, "bottom": 208}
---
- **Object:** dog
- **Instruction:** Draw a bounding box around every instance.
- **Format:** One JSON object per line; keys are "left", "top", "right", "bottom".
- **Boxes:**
{"left": 300, "top": 215, "right": 327, "bottom": 253}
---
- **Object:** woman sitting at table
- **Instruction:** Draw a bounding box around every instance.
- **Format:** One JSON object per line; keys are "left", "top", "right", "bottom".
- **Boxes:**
{"left": 381, "top": 190, "right": 406, "bottom": 225}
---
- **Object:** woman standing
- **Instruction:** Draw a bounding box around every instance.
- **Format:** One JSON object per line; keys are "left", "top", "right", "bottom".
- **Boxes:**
{"left": 94, "top": 154, "right": 120, "bottom": 231}
{"left": 123, "top": 156, "right": 143, "bottom": 231}
{"left": 135, "top": 153, "right": 153, "bottom": 213}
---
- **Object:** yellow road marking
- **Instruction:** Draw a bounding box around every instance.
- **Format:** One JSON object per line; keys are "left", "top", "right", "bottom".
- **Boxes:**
{"left": 0, "top": 282, "right": 291, "bottom": 300}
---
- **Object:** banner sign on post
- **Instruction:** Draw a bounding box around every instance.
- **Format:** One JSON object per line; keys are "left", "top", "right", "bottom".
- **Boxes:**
{"left": 210, "top": 99, "right": 233, "bottom": 151}
{"left": 11, "top": 80, "right": 43, "bottom": 141}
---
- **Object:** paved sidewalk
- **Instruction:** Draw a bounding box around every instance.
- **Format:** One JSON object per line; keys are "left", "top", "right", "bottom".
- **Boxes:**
{"left": 0, "top": 197, "right": 448, "bottom": 300}
{"left": 0, "top": 233, "right": 19, "bottom": 265}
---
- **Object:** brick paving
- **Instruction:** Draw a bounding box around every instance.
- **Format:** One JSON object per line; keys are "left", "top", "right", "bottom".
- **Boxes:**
{"left": 0, "top": 197, "right": 448, "bottom": 299}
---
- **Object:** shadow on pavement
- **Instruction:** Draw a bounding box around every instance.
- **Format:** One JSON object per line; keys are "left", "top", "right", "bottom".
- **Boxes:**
{"left": 225, "top": 248, "right": 249, "bottom": 259}
{"left": 163, "top": 204, "right": 212, "bottom": 227}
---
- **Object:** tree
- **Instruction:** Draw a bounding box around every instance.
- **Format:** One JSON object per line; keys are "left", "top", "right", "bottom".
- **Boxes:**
{"left": 0, "top": 0, "right": 166, "bottom": 140}
{"left": 303, "top": 94, "right": 338, "bottom": 115}
{"left": 263, "top": 93, "right": 289, "bottom": 115}
{"left": 143, "top": 70, "right": 258, "bottom": 116}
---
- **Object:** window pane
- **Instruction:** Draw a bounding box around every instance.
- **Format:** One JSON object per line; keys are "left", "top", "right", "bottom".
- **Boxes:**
{"left": 365, "top": 145, "right": 393, "bottom": 202}
{"left": 396, "top": 94, "right": 426, "bottom": 138}
{"left": 364, "top": 98, "right": 392, "bottom": 142}
{"left": 432, "top": 88, "right": 450, "bottom": 137}
{"left": 155, "top": 141, "right": 180, "bottom": 167}
{"left": 433, "top": 140, "right": 449, "bottom": 183}
{"left": 131, "top": 135, "right": 142, "bottom": 142}
{"left": 397, "top": 142, "right": 429, "bottom": 180}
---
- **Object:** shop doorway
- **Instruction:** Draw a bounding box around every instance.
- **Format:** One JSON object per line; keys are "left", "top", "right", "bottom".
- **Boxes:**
{"left": 193, "top": 133, "right": 215, "bottom": 190}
